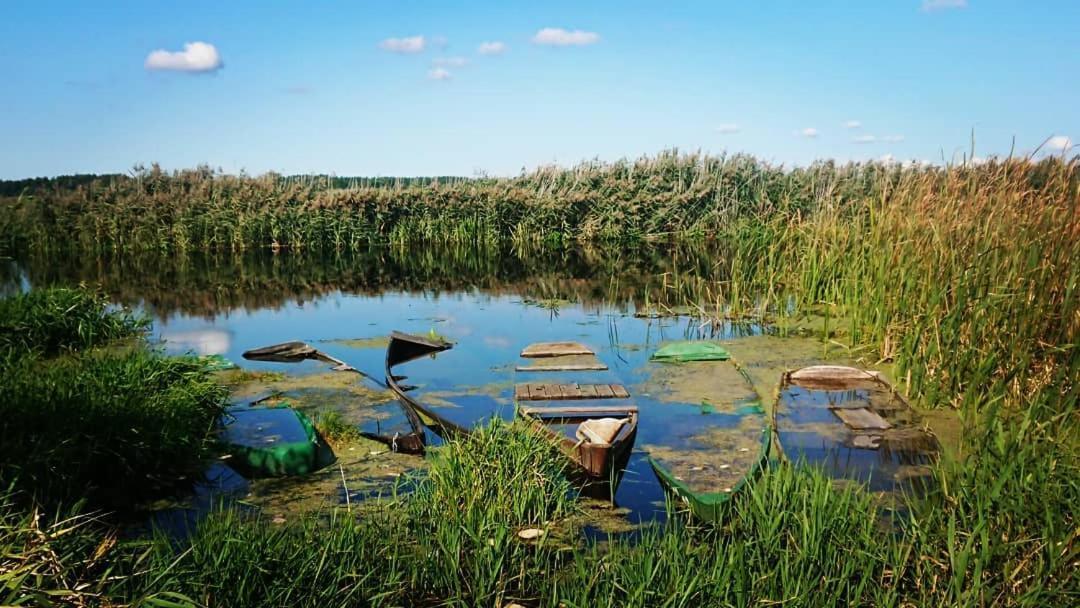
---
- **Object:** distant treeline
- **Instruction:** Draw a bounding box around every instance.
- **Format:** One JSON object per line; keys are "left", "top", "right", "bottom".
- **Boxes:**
{"left": 0, "top": 167, "right": 470, "bottom": 198}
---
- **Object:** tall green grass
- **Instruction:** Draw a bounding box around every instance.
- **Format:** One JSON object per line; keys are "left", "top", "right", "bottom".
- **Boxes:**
{"left": 0, "top": 287, "right": 146, "bottom": 357}
{"left": 0, "top": 288, "right": 227, "bottom": 511}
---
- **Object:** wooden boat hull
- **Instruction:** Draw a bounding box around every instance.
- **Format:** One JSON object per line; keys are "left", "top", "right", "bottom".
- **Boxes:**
{"left": 774, "top": 365, "right": 941, "bottom": 489}
{"left": 385, "top": 331, "right": 462, "bottom": 445}
{"left": 518, "top": 406, "right": 639, "bottom": 495}
{"left": 648, "top": 428, "right": 772, "bottom": 522}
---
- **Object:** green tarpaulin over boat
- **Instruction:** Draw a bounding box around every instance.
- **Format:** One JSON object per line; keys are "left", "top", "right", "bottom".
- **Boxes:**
{"left": 650, "top": 341, "right": 731, "bottom": 362}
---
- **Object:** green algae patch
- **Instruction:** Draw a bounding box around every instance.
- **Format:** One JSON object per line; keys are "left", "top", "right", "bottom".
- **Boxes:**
{"left": 635, "top": 360, "right": 758, "bottom": 411}
{"left": 320, "top": 336, "right": 390, "bottom": 349}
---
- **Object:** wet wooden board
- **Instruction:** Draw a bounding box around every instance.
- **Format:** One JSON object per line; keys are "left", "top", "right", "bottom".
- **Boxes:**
{"left": 830, "top": 407, "right": 892, "bottom": 431}
{"left": 519, "top": 405, "right": 638, "bottom": 416}
{"left": 520, "top": 341, "right": 594, "bottom": 358}
{"left": 515, "top": 383, "right": 630, "bottom": 401}
{"left": 515, "top": 363, "right": 608, "bottom": 372}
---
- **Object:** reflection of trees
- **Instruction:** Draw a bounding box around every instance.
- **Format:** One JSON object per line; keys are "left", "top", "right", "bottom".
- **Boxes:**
{"left": 10, "top": 244, "right": 739, "bottom": 319}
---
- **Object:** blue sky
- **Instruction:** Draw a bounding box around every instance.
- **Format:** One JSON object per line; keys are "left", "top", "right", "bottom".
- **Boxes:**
{"left": 1, "top": 0, "right": 1076, "bottom": 178}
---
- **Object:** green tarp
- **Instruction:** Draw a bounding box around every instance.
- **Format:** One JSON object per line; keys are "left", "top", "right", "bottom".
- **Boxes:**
{"left": 650, "top": 341, "right": 731, "bottom": 362}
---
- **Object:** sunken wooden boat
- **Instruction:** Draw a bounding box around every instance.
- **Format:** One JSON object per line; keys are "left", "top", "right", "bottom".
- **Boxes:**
{"left": 774, "top": 365, "right": 941, "bottom": 490}
{"left": 519, "top": 403, "right": 639, "bottom": 489}
{"left": 643, "top": 346, "right": 773, "bottom": 522}
{"left": 513, "top": 341, "right": 639, "bottom": 495}
{"left": 242, "top": 339, "right": 428, "bottom": 454}
{"left": 385, "top": 331, "right": 462, "bottom": 443}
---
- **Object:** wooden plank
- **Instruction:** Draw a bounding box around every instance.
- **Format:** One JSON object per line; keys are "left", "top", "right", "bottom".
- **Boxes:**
{"left": 515, "top": 363, "right": 609, "bottom": 372}
{"left": 520, "top": 405, "right": 638, "bottom": 416}
{"left": 562, "top": 384, "right": 583, "bottom": 399}
{"left": 514, "top": 383, "right": 628, "bottom": 401}
{"left": 514, "top": 384, "right": 530, "bottom": 401}
{"left": 831, "top": 407, "right": 892, "bottom": 431}
{"left": 520, "top": 341, "right": 594, "bottom": 358}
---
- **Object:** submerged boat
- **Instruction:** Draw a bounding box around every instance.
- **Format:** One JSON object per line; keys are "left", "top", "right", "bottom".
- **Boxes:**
{"left": 519, "top": 403, "right": 639, "bottom": 491}
{"left": 220, "top": 403, "right": 325, "bottom": 478}
{"left": 514, "top": 341, "right": 639, "bottom": 495}
{"left": 385, "top": 331, "right": 460, "bottom": 444}
{"left": 644, "top": 346, "right": 773, "bottom": 522}
{"left": 774, "top": 365, "right": 940, "bottom": 490}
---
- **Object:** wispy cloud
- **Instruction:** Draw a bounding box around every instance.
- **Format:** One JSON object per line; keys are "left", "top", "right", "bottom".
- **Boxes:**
{"left": 428, "top": 67, "right": 452, "bottom": 81}
{"left": 477, "top": 41, "right": 507, "bottom": 55}
{"left": 882, "top": 135, "right": 906, "bottom": 142}
{"left": 1045, "top": 135, "right": 1073, "bottom": 151}
{"left": 852, "top": 135, "right": 877, "bottom": 144}
{"left": 433, "top": 56, "right": 468, "bottom": 67}
{"left": 379, "top": 35, "right": 426, "bottom": 54}
{"left": 922, "top": 0, "right": 968, "bottom": 11}
{"left": 844, "top": 120, "right": 862, "bottom": 129}
{"left": 144, "top": 42, "right": 223, "bottom": 73}
{"left": 532, "top": 28, "right": 600, "bottom": 46}
{"left": 715, "top": 124, "right": 740, "bottom": 134}
{"left": 797, "top": 127, "right": 819, "bottom": 138}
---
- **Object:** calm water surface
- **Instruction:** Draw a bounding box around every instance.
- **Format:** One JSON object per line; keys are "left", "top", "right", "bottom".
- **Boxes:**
{"left": 5, "top": 248, "right": 944, "bottom": 532}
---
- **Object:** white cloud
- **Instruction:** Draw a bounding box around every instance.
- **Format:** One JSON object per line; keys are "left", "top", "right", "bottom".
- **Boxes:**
{"left": 428, "top": 67, "right": 452, "bottom": 81}
{"left": 852, "top": 134, "right": 877, "bottom": 144}
{"left": 532, "top": 28, "right": 600, "bottom": 46}
{"left": 1046, "top": 135, "right": 1073, "bottom": 151}
{"left": 431, "top": 35, "right": 449, "bottom": 49}
{"left": 844, "top": 120, "right": 862, "bottom": 129}
{"left": 882, "top": 135, "right": 906, "bottom": 142}
{"left": 144, "top": 42, "right": 223, "bottom": 73}
{"left": 477, "top": 41, "right": 507, "bottom": 55}
{"left": 797, "top": 127, "right": 819, "bottom": 138}
{"left": 433, "top": 56, "right": 468, "bottom": 67}
{"left": 879, "top": 154, "right": 896, "bottom": 164}
{"left": 922, "top": 0, "right": 967, "bottom": 11}
{"left": 379, "top": 35, "right": 426, "bottom": 54}
{"left": 715, "top": 124, "right": 740, "bottom": 134}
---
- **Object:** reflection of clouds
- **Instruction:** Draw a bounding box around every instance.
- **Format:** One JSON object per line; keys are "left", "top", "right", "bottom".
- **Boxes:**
{"left": 483, "top": 336, "right": 511, "bottom": 349}
{"left": 160, "top": 328, "right": 232, "bottom": 355}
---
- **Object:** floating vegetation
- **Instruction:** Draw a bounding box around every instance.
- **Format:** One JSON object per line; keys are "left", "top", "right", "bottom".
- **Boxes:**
{"left": 319, "top": 335, "right": 390, "bottom": 349}
{"left": 635, "top": 359, "right": 758, "bottom": 411}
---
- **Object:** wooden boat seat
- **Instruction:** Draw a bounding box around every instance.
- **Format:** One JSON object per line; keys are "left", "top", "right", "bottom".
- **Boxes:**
{"left": 515, "top": 383, "right": 630, "bottom": 400}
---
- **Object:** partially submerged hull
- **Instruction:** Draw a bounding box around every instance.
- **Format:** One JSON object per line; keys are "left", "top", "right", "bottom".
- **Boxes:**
{"left": 775, "top": 365, "right": 941, "bottom": 491}
{"left": 518, "top": 405, "right": 639, "bottom": 495}
{"left": 648, "top": 428, "right": 772, "bottom": 522}
{"left": 385, "top": 331, "right": 461, "bottom": 446}
{"left": 645, "top": 353, "right": 773, "bottom": 522}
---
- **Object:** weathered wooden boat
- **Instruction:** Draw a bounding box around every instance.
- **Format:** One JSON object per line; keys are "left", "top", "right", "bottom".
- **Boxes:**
{"left": 513, "top": 341, "right": 639, "bottom": 494}
{"left": 385, "top": 331, "right": 461, "bottom": 444}
{"left": 644, "top": 348, "right": 773, "bottom": 522}
{"left": 775, "top": 365, "right": 940, "bottom": 490}
{"left": 242, "top": 339, "right": 429, "bottom": 454}
{"left": 518, "top": 403, "right": 639, "bottom": 489}
{"left": 648, "top": 429, "right": 771, "bottom": 522}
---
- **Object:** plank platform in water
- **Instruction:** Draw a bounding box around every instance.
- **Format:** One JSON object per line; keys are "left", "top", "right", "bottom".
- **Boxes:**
{"left": 520, "top": 341, "right": 594, "bottom": 358}
{"left": 515, "top": 383, "right": 630, "bottom": 401}
{"left": 830, "top": 406, "right": 892, "bottom": 430}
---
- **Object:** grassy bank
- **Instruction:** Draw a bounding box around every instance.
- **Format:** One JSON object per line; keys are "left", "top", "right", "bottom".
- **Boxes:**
{"left": 4, "top": 412, "right": 1075, "bottom": 607}
{"left": 0, "top": 288, "right": 227, "bottom": 511}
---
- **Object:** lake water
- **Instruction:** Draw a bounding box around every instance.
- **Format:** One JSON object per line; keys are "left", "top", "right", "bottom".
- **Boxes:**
{"left": 4, "top": 247, "right": 947, "bottom": 532}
